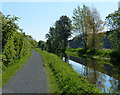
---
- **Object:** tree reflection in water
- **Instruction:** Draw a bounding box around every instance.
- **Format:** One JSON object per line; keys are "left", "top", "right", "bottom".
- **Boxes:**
{"left": 83, "top": 59, "right": 106, "bottom": 92}
{"left": 64, "top": 55, "right": 120, "bottom": 93}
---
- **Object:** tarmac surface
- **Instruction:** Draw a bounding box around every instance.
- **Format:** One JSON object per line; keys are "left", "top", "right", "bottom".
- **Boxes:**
{"left": 2, "top": 50, "right": 48, "bottom": 93}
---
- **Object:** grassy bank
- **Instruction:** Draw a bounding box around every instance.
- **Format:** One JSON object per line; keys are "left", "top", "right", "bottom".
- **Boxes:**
{"left": 2, "top": 52, "right": 32, "bottom": 87}
{"left": 66, "top": 48, "right": 113, "bottom": 60}
{"left": 36, "top": 48, "right": 101, "bottom": 93}
{"left": 66, "top": 48, "right": 120, "bottom": 66}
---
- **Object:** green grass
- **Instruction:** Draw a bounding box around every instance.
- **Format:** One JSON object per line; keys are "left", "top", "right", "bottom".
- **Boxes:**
{"left": 66, "top": 48, "right": 112, "bottom": 60}
{"left": 66, "top": 50, "right": 79, "bottom": 58}
{"left": 36, "top": 48, "right": 101, "bottom": 93}
{"left": 36, "top": 49, "right": 61, "bottom": 93}
{"left": 44, "top": 66, "right": 61, "bottom": 93}
{"left": 66, "top": 48, "right": 114, "bottom": 66}
{"left": 2, "top": 52, "right": 31, "bottom": 87}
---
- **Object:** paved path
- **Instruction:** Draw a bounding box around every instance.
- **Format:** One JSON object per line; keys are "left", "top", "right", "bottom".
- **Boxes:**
{"left": 2, "top": 50, "right": 48, "bottom": 93}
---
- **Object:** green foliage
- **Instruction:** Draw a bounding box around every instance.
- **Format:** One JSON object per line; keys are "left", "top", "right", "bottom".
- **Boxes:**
{"left": 105, "top": 4, "right": 120, "bottom": 51}
{"left": 28, "top": 37, "right": 38, "bottom": 48}
{"left": 2, "top": 13, "right": 37, "bottom": 71}
{"left": 72, "top": 5, "right": 104, "bottom": 50}
{"left": 2, "top": 37, "right": 16, "bottom": 65}
{"left": 46, "top": 15, "right": 72, "bottom": 58}
{"left": 36, "top": 48, "right": 101, "bottom": 93}
{"left": 2, "top": 14, "right": 19, "bottom": 49}
{"left": 38, "top": 40, "right": 46, "bottom": 50}
{"left": 67, "top": 48, "right": 82, "bottom": 52}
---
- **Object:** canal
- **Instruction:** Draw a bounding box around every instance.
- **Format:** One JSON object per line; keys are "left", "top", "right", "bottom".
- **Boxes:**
{"left": 63, "top": 55, "right": 120, "bottom": 93}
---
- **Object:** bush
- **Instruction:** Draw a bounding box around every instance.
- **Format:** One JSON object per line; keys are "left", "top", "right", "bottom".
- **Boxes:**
{"left": 2, "top": 14, "right": 37, "bottom": 71}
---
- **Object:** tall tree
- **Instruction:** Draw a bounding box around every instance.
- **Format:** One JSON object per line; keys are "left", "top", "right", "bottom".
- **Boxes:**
{"left": 46, "top": 27, "right": 59, "bottom": 54}
{"left": 88, "top": 8, "right": 104, "bottom": 49}
{"left": 55, "top": 16, "right": 72, "bottom": 57}
{"left": 72, "top": 5, "right": 104, "bottom": 50}
{"left": 72, "top": 5, "right": 92, "bottom": 49}
{"left": 73, "top": 5, "right": 84, "bottom": 49}
{"left": 46, "top": 15, "right": 72, "bottom": 59}
{"left": 72, "top": 6, "right": 83, "bottom": 34}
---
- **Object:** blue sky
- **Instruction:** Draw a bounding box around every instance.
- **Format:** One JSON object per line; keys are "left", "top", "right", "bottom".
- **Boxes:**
{"left": 2, "top": 2, "right": 118, "bottom": 42}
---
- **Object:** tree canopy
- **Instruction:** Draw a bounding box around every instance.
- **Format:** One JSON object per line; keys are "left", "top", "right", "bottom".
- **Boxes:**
{"left": 46, "top": 15, "right": 72, "bottom": 58}
{"left": 72, "top": 5, "right": 104, "bottom": 50}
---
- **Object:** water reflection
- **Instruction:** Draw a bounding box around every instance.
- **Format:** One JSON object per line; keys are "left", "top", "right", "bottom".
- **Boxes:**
{"left": 63, "top": 55, "right": 120, "bottom": 93}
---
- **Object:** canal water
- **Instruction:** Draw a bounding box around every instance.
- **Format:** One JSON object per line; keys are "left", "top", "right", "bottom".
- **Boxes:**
{"left": 63, "top": 55, "right": 120, "bottom": 93}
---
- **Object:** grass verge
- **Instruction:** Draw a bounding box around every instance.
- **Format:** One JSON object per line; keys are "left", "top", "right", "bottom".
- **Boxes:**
{"left": 66, "top": 48, "right": 112, "bottom": 60}
{"left": 36, "top": 49, "right": 61, "bottom": 93}
{"left": 44, "top": 64, "right": 61, "bottom": 93}
{"left": 2, "top": 52, "right": 31, "bottom": 87}
{"left": 36, "top": 48, "right": 101, "bottom": 93}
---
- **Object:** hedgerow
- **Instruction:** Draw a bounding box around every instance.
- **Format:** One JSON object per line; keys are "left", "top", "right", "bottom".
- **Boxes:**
{"left": 1, "top": 12, "right": 37, "bottom": 71}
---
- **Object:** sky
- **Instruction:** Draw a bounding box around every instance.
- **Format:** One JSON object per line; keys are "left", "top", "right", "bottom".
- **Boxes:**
{"left": 1, "top": 1, "right": 119, "bottom": 42}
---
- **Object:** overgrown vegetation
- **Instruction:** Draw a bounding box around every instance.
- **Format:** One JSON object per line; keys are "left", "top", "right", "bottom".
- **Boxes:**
{"left": 1, "top": 12, "right": 37, "bottom": 72}
{"left": 1, "top": 12, "right": 37, "bottom": 86}
{"left": 105, "top": 5, "right": 120, "bottom": 64}
{"left": 36, "top": 48, "right": 101, "bottom": 93}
